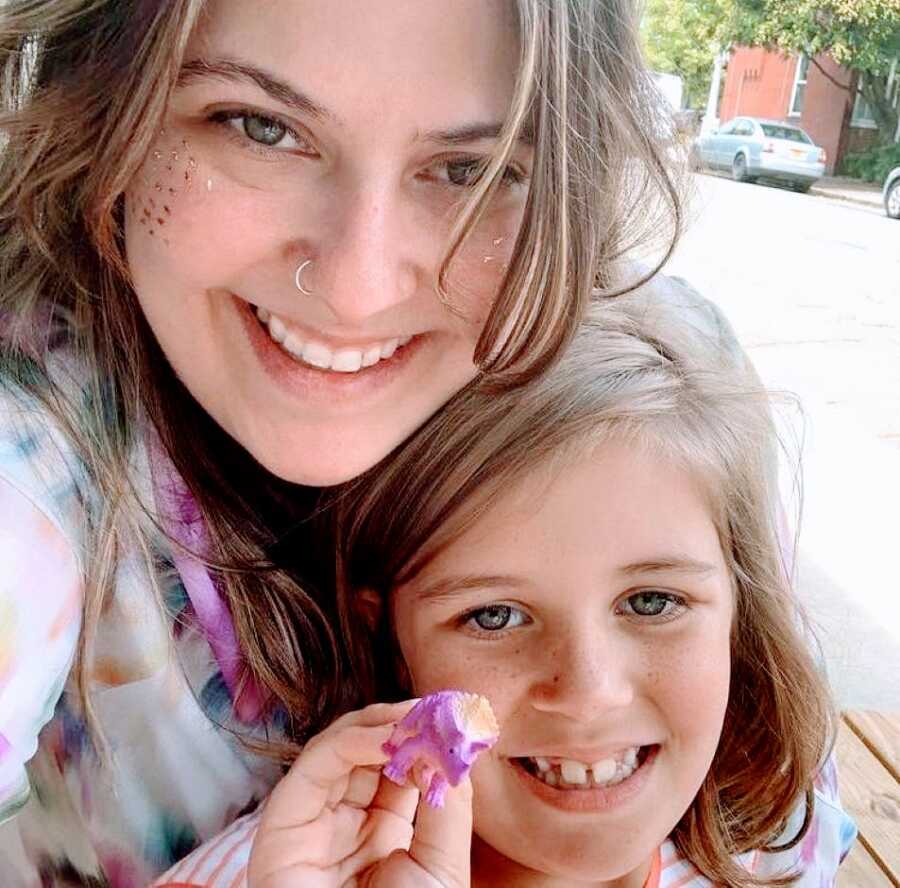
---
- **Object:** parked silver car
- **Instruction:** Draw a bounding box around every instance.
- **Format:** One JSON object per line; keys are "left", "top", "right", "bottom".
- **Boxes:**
{"left": 883, "top": 166, "right": 900, "bottom": 219}
{"left": 692, "top": 117, "right": 826, "bottom": 192}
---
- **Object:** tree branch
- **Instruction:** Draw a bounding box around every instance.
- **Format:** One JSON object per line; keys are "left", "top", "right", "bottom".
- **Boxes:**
{"left": 808, "top": 55, "right": 852, "bottom": 93}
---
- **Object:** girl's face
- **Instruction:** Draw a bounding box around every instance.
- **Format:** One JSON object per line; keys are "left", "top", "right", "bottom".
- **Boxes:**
{"left": 393, "top": 441, "right": 734, "bottom": 886}
{"left": 125, "top": 0, "right": 528, "bottom": 484}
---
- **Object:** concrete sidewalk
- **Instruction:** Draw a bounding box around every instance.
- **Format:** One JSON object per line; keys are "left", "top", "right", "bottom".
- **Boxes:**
{"left": 810, "top": 175, "right": 883, "bottom": 210}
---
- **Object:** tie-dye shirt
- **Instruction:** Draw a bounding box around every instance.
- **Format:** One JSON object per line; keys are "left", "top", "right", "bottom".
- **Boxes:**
{"left": 0, "top": 374, "right": 284, "bottom": 887}
{"left": 0, "top": 308, "right": 856, "bottom": 887}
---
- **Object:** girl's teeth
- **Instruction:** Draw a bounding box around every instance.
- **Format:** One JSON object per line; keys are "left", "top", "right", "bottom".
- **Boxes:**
{"left": 591, "top": 759, "right": 617, "bottom": 783}
{"left": 255, "top": 306, "right": 412, "bottom": 373}
{"left": 526, "top": 748, "right": 643, "bottom": 790}
{"left": 560, "top": 760, "right": 588, "bottom": 785}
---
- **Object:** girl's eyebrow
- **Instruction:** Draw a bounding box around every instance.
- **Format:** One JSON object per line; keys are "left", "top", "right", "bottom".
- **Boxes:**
{"left": 411, "top": 574, "right": 526, "bottom": 602}
{"left": 178, "top": 57, "right": 333, "bottom": 121}
{"left": 617, "top": 558, "right": 718, "bottom": 577}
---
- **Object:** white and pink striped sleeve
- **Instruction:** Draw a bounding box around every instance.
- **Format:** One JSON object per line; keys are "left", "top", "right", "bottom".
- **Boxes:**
{"left": 152, "top": 808, "right": 262, "bottom": 888}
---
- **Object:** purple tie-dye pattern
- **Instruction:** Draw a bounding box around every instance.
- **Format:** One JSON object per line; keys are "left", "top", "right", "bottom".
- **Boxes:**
{"left": 149, "top": 435, "right": 265, "bottom": 724}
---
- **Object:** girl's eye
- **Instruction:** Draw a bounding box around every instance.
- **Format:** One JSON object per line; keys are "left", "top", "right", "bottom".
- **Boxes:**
{"left": 621, "top": 591, "right": 686, "bottom": 620}
{"left": 463, "top": 604, "right": 527, "bottom": 633}
{"left": 439, "top": 157, "right": 525, "bottom": 189}
{"left": 210, "top": 110, "right": 311, "bottom": 153}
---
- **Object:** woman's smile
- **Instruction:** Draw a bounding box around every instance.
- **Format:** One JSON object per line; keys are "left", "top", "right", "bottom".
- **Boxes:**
{"left": 235, "top": 292, "right": 431, "bottom": 403}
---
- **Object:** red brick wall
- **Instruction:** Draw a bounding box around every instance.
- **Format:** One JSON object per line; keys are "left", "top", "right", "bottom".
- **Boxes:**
{"left": 719, "top": 47, "right": 796, "bottom": 123}
{"left": 799, "top": 56, "right": 853, "bottom": 173}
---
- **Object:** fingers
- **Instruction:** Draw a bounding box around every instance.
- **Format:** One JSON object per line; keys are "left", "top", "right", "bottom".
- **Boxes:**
{"left": 263, "top": 701, "right": 417, "bottom": 829}
{"left": 409, "top": 778, "right": 474, "bottom": 887}
{"left": 371, "top": 774, "right": 420, "bottom": 823}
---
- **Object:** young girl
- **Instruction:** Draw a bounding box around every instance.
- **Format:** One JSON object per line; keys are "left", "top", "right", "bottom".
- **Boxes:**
{"left": 0, "top": 1, "right": 686, "bottom": 884}
{"left": 160, "top": 293, "right": 855, "bottom": 886}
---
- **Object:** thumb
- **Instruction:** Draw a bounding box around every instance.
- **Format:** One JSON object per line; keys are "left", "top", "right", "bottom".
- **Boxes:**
{"left": 409, "top": 778, "right": 473, "bottom": 888}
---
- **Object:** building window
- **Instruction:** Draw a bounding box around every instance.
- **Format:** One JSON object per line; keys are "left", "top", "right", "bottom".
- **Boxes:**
{"left": 789, "top": 54, "right": 809, "bottom": 116}
{"left": 851, "top": 76, "right": 878, "bottom": 128}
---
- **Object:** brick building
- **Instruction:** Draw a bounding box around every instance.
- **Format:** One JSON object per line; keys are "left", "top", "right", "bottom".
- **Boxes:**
{"left": 718, "top": 47, "right": 897, "bottom": 174}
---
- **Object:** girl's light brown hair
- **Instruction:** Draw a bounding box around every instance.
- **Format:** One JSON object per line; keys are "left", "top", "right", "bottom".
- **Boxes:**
{"left": 0, "top": 0, "right": 684, "bottom": 754}
{"left": 326, "top": 286, "right": 835, "bottom": 887}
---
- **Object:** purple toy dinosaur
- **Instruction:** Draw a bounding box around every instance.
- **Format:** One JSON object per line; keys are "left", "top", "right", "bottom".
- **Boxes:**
{"left": 382, "top": 690, "right": 499, "bottom": 808}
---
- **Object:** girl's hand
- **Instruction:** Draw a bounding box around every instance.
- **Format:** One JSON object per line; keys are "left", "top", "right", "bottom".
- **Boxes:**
{"left": 247, "top": 701, "right": 473, "bottom": 888}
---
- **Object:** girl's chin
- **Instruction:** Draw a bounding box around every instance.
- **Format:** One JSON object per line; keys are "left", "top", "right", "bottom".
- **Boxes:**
{"left": 472, "top": 833, "right": 655, "bottom": 887}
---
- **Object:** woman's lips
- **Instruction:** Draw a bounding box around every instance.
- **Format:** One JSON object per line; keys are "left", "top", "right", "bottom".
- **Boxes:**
{"left": 235, "top": 293, "right": 425, "bottom": 404}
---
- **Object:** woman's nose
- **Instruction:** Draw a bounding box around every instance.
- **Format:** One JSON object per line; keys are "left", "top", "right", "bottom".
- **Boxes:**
{"left": 529, "top": 629, "right": 635, "bottom": 721}
{"left": 314, "top": 182, "right": 418, "bottom": 325}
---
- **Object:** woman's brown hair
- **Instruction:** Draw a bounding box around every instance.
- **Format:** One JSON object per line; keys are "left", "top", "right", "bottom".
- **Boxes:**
{"left": 325, "top": 286, "right": 835, "bottom": 887}
{"left": 0, "top": 0, "right": 685, "bottom": 755}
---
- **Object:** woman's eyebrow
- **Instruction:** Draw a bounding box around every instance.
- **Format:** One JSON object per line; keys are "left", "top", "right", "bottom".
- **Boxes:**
{"left": 178, "top": 57, "right": 333, "bottom": 121}
{"left": 178, "top": 57, "right": 533, "bottom": 147}
{"left": 411, "top": 574, "right": 526, "bottom": 602}
{"left": 422, "top": 122, "right": 534, "bottom": 147}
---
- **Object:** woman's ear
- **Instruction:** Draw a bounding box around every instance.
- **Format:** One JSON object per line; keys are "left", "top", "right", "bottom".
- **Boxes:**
{"left": 355, "top": 587, "right": 383, "bottom": 631}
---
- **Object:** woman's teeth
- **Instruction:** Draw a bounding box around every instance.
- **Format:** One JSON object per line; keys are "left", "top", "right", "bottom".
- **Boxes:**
{"left": 525, "top": 747, "right": 642, "bottom": 789}
{"left": 257, "top": 307, "right": 411, "bottom": 373}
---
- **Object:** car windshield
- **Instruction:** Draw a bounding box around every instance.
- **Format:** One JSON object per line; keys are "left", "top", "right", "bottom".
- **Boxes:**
{"left": 760, "top": 124, "right": 812, "bottom": 144}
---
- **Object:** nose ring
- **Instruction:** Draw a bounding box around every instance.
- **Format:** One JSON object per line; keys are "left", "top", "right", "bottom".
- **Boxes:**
{"left": 294, "top": 259, "right": 314, "bottom": 296}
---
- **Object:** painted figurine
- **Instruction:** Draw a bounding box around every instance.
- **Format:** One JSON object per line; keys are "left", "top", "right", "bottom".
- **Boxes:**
{"left": 382, "top": 691, "right": 499, "bottom": 807}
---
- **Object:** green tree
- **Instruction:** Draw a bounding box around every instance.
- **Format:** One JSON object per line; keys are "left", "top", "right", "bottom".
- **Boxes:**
{"left": 728, "top": 0, "right": 900, "bottom": 141}
{"left": 641, "top": 0, "right": 732, "bottom": 108}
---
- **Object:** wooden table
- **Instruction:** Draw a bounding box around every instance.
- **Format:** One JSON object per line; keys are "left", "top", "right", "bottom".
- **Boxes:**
{"left": 836, "top": 711, "right": 900, "bottom": 886}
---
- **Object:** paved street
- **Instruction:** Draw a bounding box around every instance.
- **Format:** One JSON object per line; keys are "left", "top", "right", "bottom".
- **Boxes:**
{"left": 664, "top": 173, "right": 900, "bottom": 708}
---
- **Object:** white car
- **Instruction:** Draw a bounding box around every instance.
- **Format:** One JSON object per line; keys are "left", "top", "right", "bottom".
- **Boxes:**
{"left": 692, "top": 117, "right": 826, "bottom": 192}
{"left": 883, "top": 166, "right": 900, "bottom": 219}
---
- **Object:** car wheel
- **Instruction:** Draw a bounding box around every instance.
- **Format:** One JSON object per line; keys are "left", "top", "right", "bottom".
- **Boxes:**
{"left": 792, "top": 181, "right": 812, "bottom": 193}
{"left": 731, "top": 153, "right": 750, "bottom": 183}
{"left": 886, "top": 180, "right": 900, "bottom": 219}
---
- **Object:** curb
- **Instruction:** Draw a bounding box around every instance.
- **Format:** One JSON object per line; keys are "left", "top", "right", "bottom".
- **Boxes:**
{"left": 809, "top": 188, "right": 883, "bottom": 210}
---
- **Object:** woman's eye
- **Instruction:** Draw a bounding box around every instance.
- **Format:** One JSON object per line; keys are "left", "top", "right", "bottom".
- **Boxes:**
{"left": 463, "top": 604, "right": 526, "bottom": 633}
{"left": 242, "top": 114, "right": 288, "bottom": 146}
{"left": 622, "top": 591, "right": 685, "bottom": 619}
{"left": 211, "top": 111, "right": 310, "bottom": 152}
{"left": 439, "top": 158, "right": 525, "bottom": 189}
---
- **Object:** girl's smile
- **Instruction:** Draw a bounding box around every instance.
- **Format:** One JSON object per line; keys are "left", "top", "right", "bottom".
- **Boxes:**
{"left": 392, "top": 439, "right": 735, "bottom": 884}
{"left": 506, "top": 744, "right": 659, "bottom": 813}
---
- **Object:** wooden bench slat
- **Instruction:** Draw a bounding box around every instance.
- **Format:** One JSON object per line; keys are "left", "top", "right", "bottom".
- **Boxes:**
{"left": 844, "top": 711, "right": 900, "bottom": 783}
{"left": 836, "top": 721, "right": 900, "bottom": 880}
{"left": 837, "top": 840, "right": 896, "bottom": 887}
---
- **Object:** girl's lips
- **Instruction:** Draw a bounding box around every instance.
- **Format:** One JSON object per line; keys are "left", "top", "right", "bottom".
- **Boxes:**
{"left": 509, "top": 745, "right": 658, "bottom": 814}
{"left": 235, "top": 293, "right": 426, "bottom": 405}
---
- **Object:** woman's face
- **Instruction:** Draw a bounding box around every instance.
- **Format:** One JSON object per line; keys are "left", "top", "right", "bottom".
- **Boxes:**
{"left": 393, "top": 442, "right": 734, "bottom": 885}
{"left": 125, "top": 0, "right": 528, "bottom": 484}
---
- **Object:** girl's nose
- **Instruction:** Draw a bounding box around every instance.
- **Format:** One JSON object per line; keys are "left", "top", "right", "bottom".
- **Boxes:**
{"left": 529, "top": 629, "right": 635, "bottom": 722}
{"left": 314, "top": 183, "right": 418, "bottom": 325}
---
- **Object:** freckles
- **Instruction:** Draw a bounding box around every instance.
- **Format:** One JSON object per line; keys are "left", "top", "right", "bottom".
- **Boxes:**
{"left": 131, "top": 133, "right": 202, "bottom": 249}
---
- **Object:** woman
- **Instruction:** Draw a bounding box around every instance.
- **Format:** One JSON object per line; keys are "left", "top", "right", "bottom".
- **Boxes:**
{"left": 0, "top": 1, "right": 681, "bottom": 884}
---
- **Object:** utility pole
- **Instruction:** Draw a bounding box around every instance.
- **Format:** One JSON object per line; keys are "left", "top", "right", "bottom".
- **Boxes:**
{"left": 701, "top": 49, "right": 728, "bottom": 134}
